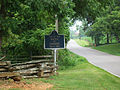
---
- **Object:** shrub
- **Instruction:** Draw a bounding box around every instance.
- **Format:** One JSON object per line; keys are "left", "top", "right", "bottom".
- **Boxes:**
{"left": 58, "top": 49, "right": 86, "bottom": 70}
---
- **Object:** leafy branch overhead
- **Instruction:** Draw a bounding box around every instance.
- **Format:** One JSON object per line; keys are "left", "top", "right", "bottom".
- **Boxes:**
{"left": 86, "top": 1, "right": 120, "bottom": 45}
{"left": 0, "top": 0, "right": 118, "bottom": 55}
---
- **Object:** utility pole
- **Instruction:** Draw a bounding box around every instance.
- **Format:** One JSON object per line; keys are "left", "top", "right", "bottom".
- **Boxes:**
{"left": 54, "top": 14, "right": 58, "bottom": 74}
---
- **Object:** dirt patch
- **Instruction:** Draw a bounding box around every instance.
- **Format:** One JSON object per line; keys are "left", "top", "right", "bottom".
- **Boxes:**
{"left": 0, "top": 80, "right": 53, "bottom": 90}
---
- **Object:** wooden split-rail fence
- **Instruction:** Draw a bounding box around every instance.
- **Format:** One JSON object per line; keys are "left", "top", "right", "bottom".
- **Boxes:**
{"left": 0, "top": 55, "right": 58, "bottom": 81}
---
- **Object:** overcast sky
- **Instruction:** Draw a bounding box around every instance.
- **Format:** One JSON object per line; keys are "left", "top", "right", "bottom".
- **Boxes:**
{"left": 69, "top": 20, "right": 82, "bottom": 31}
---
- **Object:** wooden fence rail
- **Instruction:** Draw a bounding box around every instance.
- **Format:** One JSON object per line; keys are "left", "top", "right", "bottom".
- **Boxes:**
{"left": 0, "top": 55, "right": 57, "bottom": 81}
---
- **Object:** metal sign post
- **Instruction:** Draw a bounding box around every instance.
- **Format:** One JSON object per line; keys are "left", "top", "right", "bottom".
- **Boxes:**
{"left": 44, "top": 15, "right": 65, "bottom": 75}
{"left": 54, "top": 49, "right": 57, "bottom": 73}
{"left": 44, "top": 31, "right": 65, "bottom": 75}
{"left": 55, "top": 14, "right": 58, "bottom": 74}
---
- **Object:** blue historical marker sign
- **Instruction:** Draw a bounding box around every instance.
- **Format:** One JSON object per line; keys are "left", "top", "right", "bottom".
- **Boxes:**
{"left": 44, "top": 30, "right": 65, "bottom": 49}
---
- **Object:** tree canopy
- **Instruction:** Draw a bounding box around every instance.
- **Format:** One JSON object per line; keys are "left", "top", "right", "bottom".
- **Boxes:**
{"left": 0, "top": 0, "right": 117, "bottom": 55}
{"left": 86, "top": 0, "right": 120, "bottom": 45}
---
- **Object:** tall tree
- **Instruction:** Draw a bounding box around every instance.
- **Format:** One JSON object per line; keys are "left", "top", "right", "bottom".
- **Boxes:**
{"left": 72, "top": 0, "right": 115, "bottom": 23}
{"left": 0, "top": 0, "right": 74, "bottom": 55}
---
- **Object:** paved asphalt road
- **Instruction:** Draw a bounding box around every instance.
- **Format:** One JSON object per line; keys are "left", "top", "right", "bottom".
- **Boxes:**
{"left": 67, "top": 40, "right": 120, "bottom": 78}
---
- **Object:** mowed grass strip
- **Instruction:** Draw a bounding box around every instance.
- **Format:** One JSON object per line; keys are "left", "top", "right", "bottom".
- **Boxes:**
{"left": 74, "top": 39, "right": 90, "bottom": 47}
{"left": 93, "top": 43, "right": 120, "bottom": 56}
{"left": 75, "top": 38, "right": 120, "bottom": 56}
{"left": 26, "top": 50, "right": 120, "bottom": 90}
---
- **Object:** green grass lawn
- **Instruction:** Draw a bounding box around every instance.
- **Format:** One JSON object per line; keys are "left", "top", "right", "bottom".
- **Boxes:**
{"left": 74, "top": 39, "right": 90, "bottom": 47}
{"left": 74, "top": 37, "right": 93, "bottom": 47}
{"left": 75, "top": 38, "right": 120, "bottom": 56}
{"left": 93, "top": 43, "right": 120, "bottom": 56}
{"left": 24, "top": 50, "right": 120, "bottom": 90}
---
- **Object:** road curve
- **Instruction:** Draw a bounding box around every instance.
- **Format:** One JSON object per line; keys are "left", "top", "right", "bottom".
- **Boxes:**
{"left": 67, "top": 39, "right": 120, "bottom": 78}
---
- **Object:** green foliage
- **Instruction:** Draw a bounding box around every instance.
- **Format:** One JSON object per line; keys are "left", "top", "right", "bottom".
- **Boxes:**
{"left": 93, "top": 43, "right": 120, "bottom": 56}
{"left": 0, "top": 0, "right": 117, "bottom": 55}
{"left": 86, "top": 27, "right": 104, "bottom": 46}
{"left": 58, "top": 49, "right": 75, "bottom": 69}
{"left": 72, "top": 0, "right": 114, "bottom": 22}
{"left": 81, "top": 37, "right": 93, "bottom": 43}
{"left": 75, "top": 39, "right": 89, "bottom": 47}
{"left": 58, "top": 49, "right": 85, "bottom": 70}
{"left": 0, "top": 0, "right": 74, "bottom": 55}
{"left": 2, "top": 24, "right": 55, "bottom": 55}
{"left": 58, "top": 18, "right": 71, "bottom": 43}
{"left": 86, "top": 1, "right": 120, "bottom": 45}
{"left": 75, "top": 37, "right": 93, "bottom": 47}
{"left": 9, "top": 88, "right": 21, "bottom": 90}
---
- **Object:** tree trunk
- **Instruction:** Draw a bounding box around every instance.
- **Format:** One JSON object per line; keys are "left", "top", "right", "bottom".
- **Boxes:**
{"left": 95, "top": 37, "right": 100, "bottom": 46}
{"left": 115, "top": 35, "right": 120, "bottom": 43}
{"left": 94, "top": 37, "right": 97, "bottom": 46}
{"left": 107, "top": 33, "right": 109, "bottom": 44}
{"left": 0, "top": 34, "right": 2, "bottom": 48}
{"left": 110, "top": 34, "right": 113, "bottom": 43}
{"left": 117, "top": 37, "right": 120, "bottom": 43}
{"left": 0, "top": 0, "right": 6, "bottom": 16}
{"left": 0, "top": 0, "right": 6, "bottom": 49}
